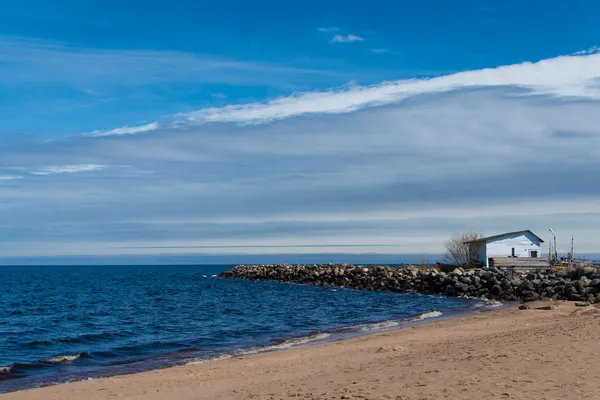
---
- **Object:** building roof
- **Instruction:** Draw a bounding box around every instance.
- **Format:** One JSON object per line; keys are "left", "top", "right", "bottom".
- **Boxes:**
{"left": 464, "top": 230, "right": 545, "bottom": 244}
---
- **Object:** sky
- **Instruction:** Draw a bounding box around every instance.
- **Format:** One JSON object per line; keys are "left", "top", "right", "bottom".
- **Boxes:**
{"left": 1, "top": 0, "right": 600, "bottom": 264}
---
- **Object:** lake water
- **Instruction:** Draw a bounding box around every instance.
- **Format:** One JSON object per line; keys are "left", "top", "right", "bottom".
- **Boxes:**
{"left": 0, "top": 265, "right": 485, "bottom": 393}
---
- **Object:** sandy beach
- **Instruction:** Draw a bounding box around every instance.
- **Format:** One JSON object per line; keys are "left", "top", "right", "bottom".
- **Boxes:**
{"left": 3, "top": 302, "right": 600, "bottom": 400}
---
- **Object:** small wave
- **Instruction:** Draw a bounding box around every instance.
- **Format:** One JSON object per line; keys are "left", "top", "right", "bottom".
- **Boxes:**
{"left": 186, "top": 354, "right": 232, "bottom": 365}
{"left": 23, "top": 332, "right": 126, "bottom": 348}
{"left": 42, "top": 353, "right": 86, "bottom": 364}
{"left": 474, "top": 300, "right": 504, "bottom": 309}
{"left": 0, "top": 364, "right": 14, "bottom": 374}
{"left": 412, "top": 311, "right": 443, "bottom": 321}
{"left": 186, "top": 332, "right": 331, "bottom": 365}
{"left": 358, "top": 320, "right": 400, "bottom": 331}
{"left": 0, "top": 362, "right": 41, "bottom": 378}
{"left": 255, "top": 332, "right": 331, "bottom": 352}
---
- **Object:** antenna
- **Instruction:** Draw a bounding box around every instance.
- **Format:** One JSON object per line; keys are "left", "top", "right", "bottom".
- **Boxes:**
{"left": 570, "top": 236, "right": 574, "bottom": 264}
{"left": 548, "top": 228, "right": 558, "bottom": 263}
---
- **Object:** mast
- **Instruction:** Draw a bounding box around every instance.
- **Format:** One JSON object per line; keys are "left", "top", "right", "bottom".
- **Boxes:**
{"left": 570, "top": 236, "right": 574, "bottom": 264}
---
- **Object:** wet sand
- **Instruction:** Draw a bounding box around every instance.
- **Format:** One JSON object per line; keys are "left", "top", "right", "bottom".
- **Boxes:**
{"left": 3, "top": 301, "right": 600, "bottom": 400}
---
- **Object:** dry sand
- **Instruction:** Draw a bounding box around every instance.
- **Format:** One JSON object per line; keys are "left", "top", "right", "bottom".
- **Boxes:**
{"left": 3, "top": 302, "right": 600, "bottom": 400}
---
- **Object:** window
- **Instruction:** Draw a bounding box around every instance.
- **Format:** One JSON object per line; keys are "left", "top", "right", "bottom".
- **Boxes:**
{"left": 531, "top": 250, "right": 538, "bottom": 258}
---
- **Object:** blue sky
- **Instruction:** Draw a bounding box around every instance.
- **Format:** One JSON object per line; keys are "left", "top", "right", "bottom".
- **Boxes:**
{"left": 1, "top": 0, "right": 600, "bottom": 263}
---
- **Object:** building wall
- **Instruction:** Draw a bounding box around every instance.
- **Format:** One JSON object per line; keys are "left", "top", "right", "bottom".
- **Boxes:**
{"left": 485, "top": 232, "right": 542, "bottom": 267}
{"left": 469, "top": 242, "right": 487, "bottom": 265}
{"left": 477, "top": 244, "right": 487, "bottom": 265}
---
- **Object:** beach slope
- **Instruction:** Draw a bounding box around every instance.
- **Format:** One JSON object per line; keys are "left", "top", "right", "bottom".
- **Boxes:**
{"left": 3, "top": 302, "right": 600, "bottom": 400}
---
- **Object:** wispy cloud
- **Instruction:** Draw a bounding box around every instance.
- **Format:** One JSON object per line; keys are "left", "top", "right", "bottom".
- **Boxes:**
{"left": 370, "top": 48, "right": 390, "bottom": 53}
{"left": 0, "top": 175, "right": 22, "bottom": 181}
{"left": 330, "top": 34, "right": 365, "bottom": 43}
{"left": 89, "top": 51, "right": 600, "bottom": 136}
{"left": 178, "top": 51, "right": 600, "bottom": 125}
{"left": 573, "top": 46, "right": 600, "bottom": 56}
{"left": 87, "top": 122, "right": 160, "bottom": 137}
{"left": 0, "top": 38, "right": 340, "bottom": 89}
{"left": 31, "top": 165, "right": 106, "bottom": 175}
{"left": 317, "top": 27, "right": 340, "bottom": 33}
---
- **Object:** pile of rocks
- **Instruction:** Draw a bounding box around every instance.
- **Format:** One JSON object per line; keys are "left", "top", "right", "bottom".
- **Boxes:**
{"left": 219, "top": 264, "right": 600, "bottom": 303}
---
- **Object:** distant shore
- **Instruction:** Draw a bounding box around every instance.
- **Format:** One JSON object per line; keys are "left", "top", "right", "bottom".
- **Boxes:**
{"left": 4, "top": 301, "right": 600, "bottom": 400}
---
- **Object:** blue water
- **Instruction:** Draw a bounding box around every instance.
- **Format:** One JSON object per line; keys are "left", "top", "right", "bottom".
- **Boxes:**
{"left": 0, "top": 265, "right": 484, "bottom": 393}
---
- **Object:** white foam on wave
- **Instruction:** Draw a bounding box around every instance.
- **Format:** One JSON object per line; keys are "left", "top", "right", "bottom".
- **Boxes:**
{"left": 358, "top": 320, "right": 400, "bottom": 332}
{"left": 186, "top": 354, "right": 233, "bottom": 365}
{"left": 412, "top": 311, "right": 443, "bottom": 321}
{"left": 42, "top": 354, "right": 83, "bottom": 364}
{"left": 186, "top": 332, "right": 331, "bottom": 366}
{"left": 247, "top": 332, "right": 331, "bottom": 353}
{"left": 0, "top": 364, "right": 14, "bottom": 374}
{"left": 479, "top": 300, "right": 504, "bottom": 309}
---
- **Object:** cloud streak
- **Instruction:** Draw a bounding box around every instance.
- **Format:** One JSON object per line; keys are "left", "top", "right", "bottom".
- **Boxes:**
{"left": 31, "top": 165, "right": 106, "bottom": 175}
{"left": 87, "top": 50, "right": 600, "bottom": 136}
{"left": 87, "top": 122, "right": 160, "bottom": 137}
{"left": 178, "top": 51, "right": 600, "bottom": 125}
{"left": 330, "top": 34, "right": 366, "bottom": 43}
{"left": 0, "top": 38, "right": 341, "bottom": 89}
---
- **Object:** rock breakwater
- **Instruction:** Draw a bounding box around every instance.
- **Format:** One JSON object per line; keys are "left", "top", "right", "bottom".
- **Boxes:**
{"left": 219, "top": 264, "right": 600, "bottom": 303}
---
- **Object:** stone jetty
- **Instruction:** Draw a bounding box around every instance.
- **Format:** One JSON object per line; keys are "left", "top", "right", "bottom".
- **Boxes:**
{"left": 219, "top": 264, "right": 600, "bottom": 303}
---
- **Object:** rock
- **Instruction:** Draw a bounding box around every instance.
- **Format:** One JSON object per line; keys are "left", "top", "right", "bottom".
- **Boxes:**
{"left": 521, "top": 290, "right": 540, "bottom": 302}
{"left": 568, "top": 293, "right": 585, "bottom": 302}
{"left": 536, "top": 305, "right": 556, "bottom": 310}
{"left": 511, "top": 278, "right": 523, "bottom": 287}
{"left": 491, "top": 285, "right": 503, "bottom": 297}
{"left": 518, "top": 303, "right": 529, "bottom": 310}
{"left": 519, "top": 281, "right": 535, "bottom": 291}
{"left": 454, "top": 282, "right": 469, "bottom": 293}
{"left": 575, "top": 302, "right": 591, "bottom": 307}
{"left": 219, "top": 264, "right": 600, "bottom": 303}
{"left": 460, "top": 276, "right": 472, "bottom": 285}
{"left": 581, "top": 267, "right": 597, "bottom": 278}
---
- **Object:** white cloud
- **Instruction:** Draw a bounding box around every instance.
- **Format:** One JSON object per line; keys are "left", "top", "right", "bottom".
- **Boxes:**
{"left": 181, "top": 52, "right": 600, "bottom": 125}
{"left": 86, "top": 122, "right": 160, "bottom": 137}
{"left": 31, "top": 164, "right": 106, "bottom": 175}
{"left": 370, "top": 48, "right": 390, "bottom": 53}
{"left": 83, "top": 50, "right": 600, "bottom": 136}
{"left": 573, "top": 46, "right": 600, "bottom": 56}
{"left": 317, "top": 27, "right": 340, "bottom": 32}
{"left": 330, "top": 34, "right": 365, "bottom": 43}
{"left": 0, "top": 175, "right": 22, "bottom": 180}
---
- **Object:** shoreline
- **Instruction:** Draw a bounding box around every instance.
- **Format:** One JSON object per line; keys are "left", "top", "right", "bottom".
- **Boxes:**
{"left": 1, "top": 295, "right": 496, "bottom": 394}
{"left": 4, "top": 301, "right": 600, "bottom": 399}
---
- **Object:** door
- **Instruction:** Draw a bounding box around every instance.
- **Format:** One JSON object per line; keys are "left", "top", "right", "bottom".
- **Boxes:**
{"left": 530, "top": 250, "right": 538, "bottom": 258}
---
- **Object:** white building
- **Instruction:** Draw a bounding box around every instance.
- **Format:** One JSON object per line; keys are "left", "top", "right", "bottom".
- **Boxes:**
{"left": 465, "top": 230, "right": 546, "bottom": 268}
